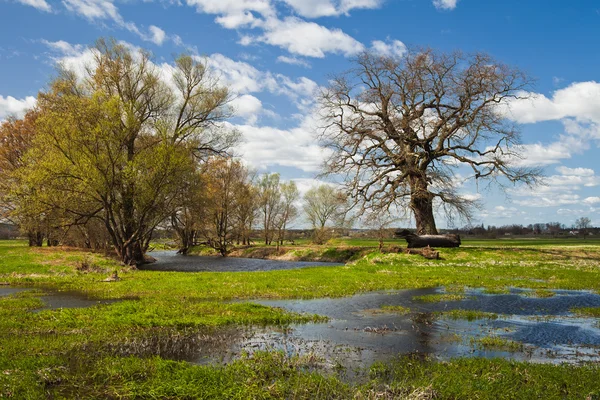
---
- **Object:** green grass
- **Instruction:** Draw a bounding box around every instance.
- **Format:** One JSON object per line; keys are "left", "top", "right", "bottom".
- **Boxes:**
{"left": 413, "top": 293, "right": 468, "bottom": 303}
{"left": 436, "top": 309, "right": 499, "bottom": 321}
{"left": 471, "top": 336, "right": 524, "bottom": 352}
{"left": 571, "top": 307, "right": 600, "bottom": 317}
{"left": 380, "top": 305, "right": 411, "bottom": 315}
{"left": 2, "top": 239, "right": 600, "bottom": 398}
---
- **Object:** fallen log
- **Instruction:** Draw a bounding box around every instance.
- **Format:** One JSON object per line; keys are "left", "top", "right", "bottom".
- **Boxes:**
{"left": 394, "top": 229, "right": 461, "bottom": 248}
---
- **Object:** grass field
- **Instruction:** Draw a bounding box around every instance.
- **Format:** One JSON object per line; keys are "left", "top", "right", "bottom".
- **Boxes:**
{"left": 1, "top": 239, "right": 600, "bottom": 398}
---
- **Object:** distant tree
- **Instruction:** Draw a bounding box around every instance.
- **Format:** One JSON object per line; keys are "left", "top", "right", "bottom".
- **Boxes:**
{"left": 319, "top": 49, "right": 540, "bottom": 235}
{"left": 200, "top": 158, "right": 251, "bottom": 256}
{"left": 274, "top": 181, "right": 299, "bottom": 250}
{"left": 303, "top": 184, "right": 348, "bottom": 244}
{"left": 233, "top": 179, "right": 259, "bottom": 246}
{"left": 257, "top": 173, "right": 282, "bottom": 245}
{"left": 0, "top": 110, "right": 49, "bottom": 246}
{"left": 575, "top": 217, "right": 592, "bottom": 239}
{"left": 364, "top": 210, "right": 399, "bottom": 252}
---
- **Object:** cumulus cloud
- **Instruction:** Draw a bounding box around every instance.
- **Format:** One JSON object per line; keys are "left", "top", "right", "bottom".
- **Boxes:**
{"left": 234, "top": 119, "right": 330, "bottom": 172}
{"left": 583, "top": 197, "right": 600, "bottom": 205}
{"left": 499, "top": 82, "right": 600, "bottom": 169}
{"left": 62, "top": 0, "right": 170, "bottom": 46}
{"left": 281, "top": 0, "right": 382, "bottom": 18}
{"left": 245, "top": 17, "right": 365, "bottom": 58}
{"left": 0, "top": 95, "right": 37, "bottom": 121}
{"left": 185, "top": 0, "right": 273, "bottom": 28}
{"left": 276, "top": 55, "right": 311, "bottom": 68}
{"left": 371, "top": 39, "right": 407, "bottom": 58}
{"left": 508, "top": 166, "right": 600, "bottom": 208}
{"left": 231, "top": 94, "right": 263, "bottom": 124}
{"left": 182, "top": 0, "right": 368, "bottom": 58}
{"left": 15, "top": 0, "right": 51, "bottom": 12}
{"left": 433, "top": 0, "right": 458, "bottom": 10}
{"left": 148, "top": 25, "right": 166, "bottom": 46}
{"left": 506, "top": 82, "right": 600, "bottom": 125}
{"left": 555, "top": 166, "right": 595, "bottom": 177}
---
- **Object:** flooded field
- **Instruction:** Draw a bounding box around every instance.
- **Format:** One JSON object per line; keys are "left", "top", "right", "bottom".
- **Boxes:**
{"left": 3, "top": 283, "right": 600, "bottom": 372}
{"left": 186, "top": 288, "right": 600, "bottom": 370}
{"left": 141, "top": 250, "right": 344, "bottom": 272}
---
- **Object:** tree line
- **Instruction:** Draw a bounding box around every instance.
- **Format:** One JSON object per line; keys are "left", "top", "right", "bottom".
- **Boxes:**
{"left": 1, "top": 38, "right": 541, "bottom": 264}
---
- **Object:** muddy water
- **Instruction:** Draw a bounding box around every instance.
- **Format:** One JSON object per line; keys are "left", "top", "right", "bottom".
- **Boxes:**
{"left": 189, "top": 288, "right": 600, "bottom": 370}
{"left": 141, "top": 250, "right": 344, "bottom": 272}
{"left": 0, "top": 286, "right": 119, "bottom": 311}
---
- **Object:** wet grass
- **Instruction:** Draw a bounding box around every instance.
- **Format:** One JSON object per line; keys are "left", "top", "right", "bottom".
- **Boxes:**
{"left": 2, "top": 239, "right": 600, "bottom": 398}
{"left": 413, "top": 293, "right": 468, "bottom": 303}
{"left": 436, "top": 309, "right": 499, "bottom": 321}
{"left": 470, "top": 336, "right": 524, "bottom": 352}
{"left": 571, "top": 307, "right": 600, "bottom": 317}
{"left": 380, "top": 305, "right": 411, "bottom": 315}
{"left": 524, "top": 289, "right": 556, "bottom": 298}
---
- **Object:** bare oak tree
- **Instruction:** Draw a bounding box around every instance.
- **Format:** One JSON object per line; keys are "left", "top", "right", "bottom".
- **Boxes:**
{"left": 320, "top": 49, "right": 540, "bottom": 234}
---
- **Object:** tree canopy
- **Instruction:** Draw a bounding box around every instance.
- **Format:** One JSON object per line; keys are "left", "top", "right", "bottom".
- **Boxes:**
{"left": 12, "top": 38, "right": 235, "bottom": 264}
{"left": 319, "top": 49, "right": 540, "bottom": 234}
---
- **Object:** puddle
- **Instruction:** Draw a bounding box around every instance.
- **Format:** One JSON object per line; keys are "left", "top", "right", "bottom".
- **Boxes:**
{"left": 141, "top": 251, "right": 344, "bottom": 272}
{"left": 0, "top": 286, "right": 119, "bottom": 311}
{"left": 35, "top": 291, "right": 119, "bottom": 311}
{"left": 0, "top": 287, "right": 28, "bottom": 297}
{"left": 183, "top": 288, "right": 600, "bottom": 370}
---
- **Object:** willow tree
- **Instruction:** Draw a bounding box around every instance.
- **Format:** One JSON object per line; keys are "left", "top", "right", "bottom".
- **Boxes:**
{"left": 320, "top": 49, "right": 540, "bottom": 234}
{"left": 0, "top": 111, "right": 46, "bottom": 246}
{"left": 22, "top": 38, "right": 233, "bottom": 265}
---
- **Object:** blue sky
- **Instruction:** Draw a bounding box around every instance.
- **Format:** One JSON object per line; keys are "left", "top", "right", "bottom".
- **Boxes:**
{"left": 1, "top": 0, "right": 600, "bottom": 228}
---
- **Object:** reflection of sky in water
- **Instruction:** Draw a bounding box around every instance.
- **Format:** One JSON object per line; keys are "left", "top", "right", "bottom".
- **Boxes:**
{"left": 142, "top": 250, "right": 344, "bottom": 272}
{"left": 3, "top": 285, "right": 600, "bottom": 370}
{"left": 212, "top": 288, "right": 600, "bottom": 368}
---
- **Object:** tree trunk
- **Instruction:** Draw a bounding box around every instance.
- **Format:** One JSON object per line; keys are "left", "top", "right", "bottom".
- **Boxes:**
{"left": 409, "top": 176, "right": 438, "bottom": 235}
{"left": 28, "top": 231, "right": 43, "bottom": 247}
{"left": 116, "top": 240, "right": 146, "bottom": 266}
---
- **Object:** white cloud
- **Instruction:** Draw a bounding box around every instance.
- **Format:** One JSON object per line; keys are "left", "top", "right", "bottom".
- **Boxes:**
{"left": 555, "top": 166, "right": 595, "bottom": 177}
{"left": 15, "top": 0, "right": 51, "bottom": 12}
{"left": 148, "top": 25, "right": 166, "bottom": 45}
{"left": 0, "top": 95, "right": 37, "bottom": 120}
{"left": 433, "top": 0, "right": 457, "bottom": 10}
{"left": 41, "top": 40, "right": 84, "bottom": 56}
{"left": 371, "top": 39, "right": 407, "bottom": 59}
{"left": 248, "top": 17, "right": 365, "bottom": 58}
{"left": 514, "top": 194, "right": 581, "bottom": 208}
{"left": 62, "top": 0, "right": 171, "bottom": 46}
{"left": 206, "top": 53, "right": 273, "bottom": 94}
{"left": 233, "top": 111, "right": 330, "bottom": 172}
{"left": 231, "top": 94, "right": 263, "bottom": 124}
{"left": 506, "top": 82, "right": 600, "bottom": 125}
{"left": 508, "top": 166, "right": 600, "bottom": 208}
{"left": 583, "top": 197, "right": 600, "bottom": 205}
{"left": 185, "top": 0, "right": 273, "bottom": 28}
{"left": 276, "top": 55, "right": 311, "bottom": 68}
{"left": 508, "top": 132, "right": 590, "bottom": 167}
{"left": 461, "top": 193, "right": 482, "bottom": 202}
{"left": 215, "top": 12, "right": 259, "bottom": 28}
{"left": 281, "top": 0, "right": 382, "bottom": 18}
{"left": 63, "top": 0, "right": 121, "bottom": 21}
